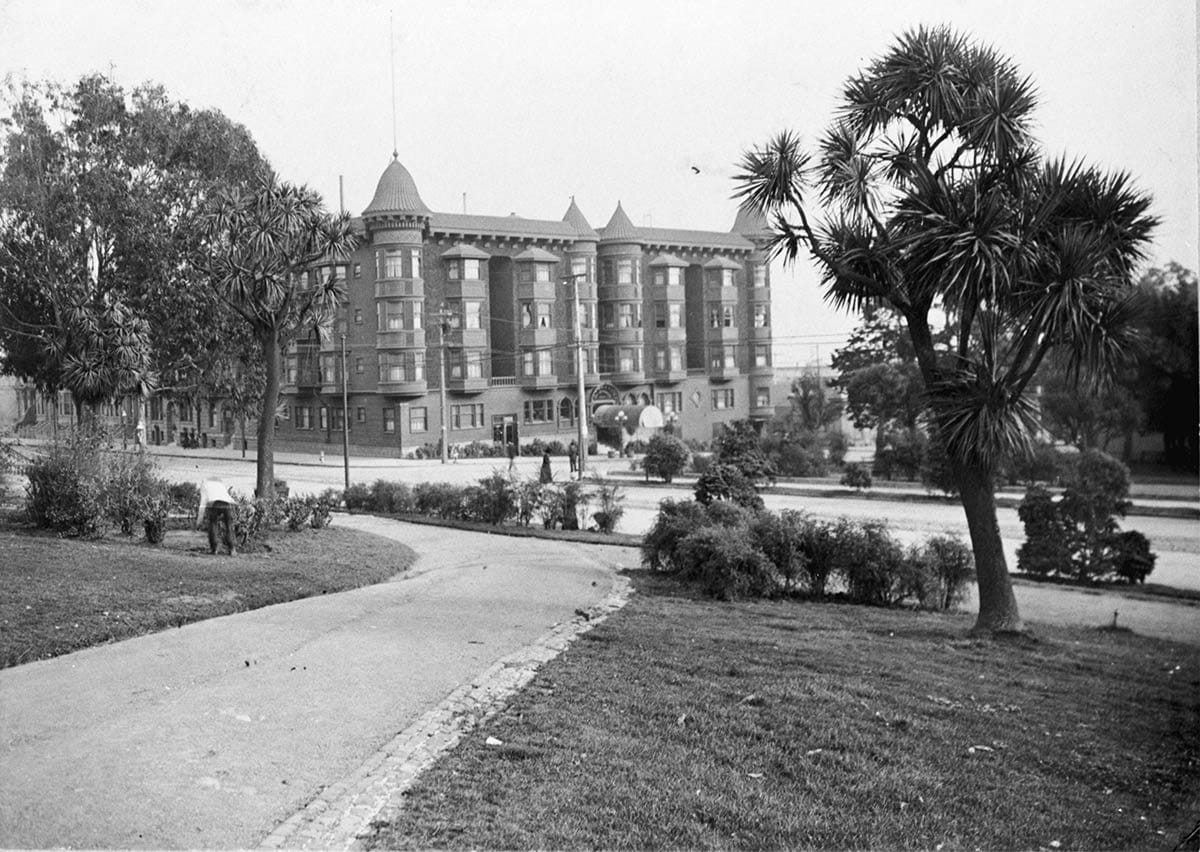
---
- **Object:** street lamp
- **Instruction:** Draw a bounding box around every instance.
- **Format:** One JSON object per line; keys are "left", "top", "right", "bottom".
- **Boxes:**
{"left": 562, "top": 273, "right": 589, "bottom": 478}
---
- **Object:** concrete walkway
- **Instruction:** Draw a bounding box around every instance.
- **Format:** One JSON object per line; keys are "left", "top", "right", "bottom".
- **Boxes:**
{"left": 0, "top": 517, "right": 635, "bottom": 850}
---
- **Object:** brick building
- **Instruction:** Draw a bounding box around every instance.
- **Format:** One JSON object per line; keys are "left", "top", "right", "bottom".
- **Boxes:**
{"left": 271, "top": 154, "right": 775, "bottom": 456}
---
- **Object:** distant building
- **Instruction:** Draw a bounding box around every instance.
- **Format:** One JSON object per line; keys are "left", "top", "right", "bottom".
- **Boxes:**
{"left": 272, "top": 154, "right": 776, "bottom": 455}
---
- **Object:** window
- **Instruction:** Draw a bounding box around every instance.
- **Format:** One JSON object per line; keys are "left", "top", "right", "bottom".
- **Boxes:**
{"left": 280, "top": 405, "right": 290, "bottom": 421}
{"left": 319, "top": 406, "right": 329, "bottom": 430}
{"left": 754, "top": 344, "right": 771, "bottom": 368}
{"left": 208, "top": 404, "right": 216, "bottom": 428}
{"left": 463, "top": 300, "right": 482, "bottom": 329}
{"left": 319, "top": 355, "right": 338, "bottom": 384}
{"left": 332, "top": 408, "right": 345, "bottom": 431}
{"left": 723, "top": 269, "right": 736, "bottom": 287}
{"left": 618, "top": 303, "right": 641, "bottom": 328}
{"left": 379, "top": 351, "right": 425, "bottom": 383}
{"left": 617, "top": 258, "right": 634, "bottom": 284}
{"left": 571, "top": 301, "right": 595, "bottom": 329}
{"left": 656, "top": 392, "right": 682, "bottom": 414}
{"left": 523, "top": 399, "right": 554, "bottom": 423}
{"left": 754, "top": 304, "right": 770, "bottom": 328}
{"left": 754, "top": 264, "right": 767, "bottom": 287}
{"left": 559, "top": 397, "right": 576, "bottom": 423}
{"left": 383, "top": 407, "right": 395, "bottom": 433}
{"left": 449, "top": 350, "right": 483, "bottom": 379}
{"left": 656, "top": 266, "right": 682, "bottom": 286}
{"left": 600, "top": 303, "right": 616, "bottom": 329}
{"left": 709, "top": 305, "right": 735, "bottom": 328}
{"left": 377, "top": 300, "right": 423, "bottom": 331}
{"left": 755, "top": 388, "right": 771, "bottom": 409}
{"left": 409, "top": 407, "right": 428, "bottom": 433}
{"left": 354, "top": 357, "right": 364, "bottom": 375}
{"left": 378, "top": 249, "right": 404, "bottom": 279}
{"left": 712, "top": 389, "right": 735, "bottom": 410}
{"left": 353, "top": 262, "right": 362, "bottom": 279}
{"left": 295, "top": 406, "right": 312, "bottom": 429}
{"left": 535, "top": 263, "right": 551, "bottom": 283}
{"left": 710, "top": 346, "right": 736, "bottom": 371}
{"left": 654, "top": 302, "right": 682, "bottom": 328}
{"left": 521, "top": 349, "right": 553, "bottom": 376}
{"left": 618, "top": 347, "right": 640, "bottom": 373}
{"left": 408, "top": 249, "right": 422, "bottom": 278}
{"left": 356, "top": 407, "right": 366, "bottom": 423}
{"left": 653, "top": 345, "right": 682, "bottom": 371}
{"left": 451, "top": 403, "right": 484, "bottom": 430}
{"left": 284, "top": 356, "right": 298, "bottom": 384}
{"left": 447, "top": 257, "right": 482, "bottom": 280}
{"left": 353, "top": 308, "right": 363, "bottom": 325}
{"left": 521, "top": 301, "right": 552, "bottom": 328}
{"left": 601, "top": 259, "right": 613, "bottom": 285}
{"left": 569, "top": 347, "right": 598, "bottom": 376}
{"left": 570, "top": 256, "right": 592, "bottom": 281}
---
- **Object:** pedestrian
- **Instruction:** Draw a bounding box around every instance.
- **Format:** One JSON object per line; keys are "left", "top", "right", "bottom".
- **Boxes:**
{"left": 318, "top": 450, "right": 325, "bottom": 464}
{"left": 539, "top": 451, "right": 553, "bottom": 484}
{"left": 450, "top": 444, "right": 460, "bottom": 463}
{"left": 507, "top": 441, "right": 518, "bottom": 472}
{"left": 568, "top": 440, "right": 578, "bottom": 473}
{"left": 196, "top": 477, "right": 237, "bottom": 556}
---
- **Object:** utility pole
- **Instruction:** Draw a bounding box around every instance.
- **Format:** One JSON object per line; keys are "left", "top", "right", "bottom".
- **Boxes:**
{"left": 435, "top": 304, "right": 454, "bottom": 464}
{"left": 340, "top": 332, "right": 350, "bottom": 495}
{"left": 564, "top": 273, "right": 588, "bottom": 478}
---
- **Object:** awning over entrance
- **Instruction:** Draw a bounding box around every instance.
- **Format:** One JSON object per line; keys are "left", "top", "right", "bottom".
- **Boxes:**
{"left": 591, "top": 404, "right": 664, "bottom": 432}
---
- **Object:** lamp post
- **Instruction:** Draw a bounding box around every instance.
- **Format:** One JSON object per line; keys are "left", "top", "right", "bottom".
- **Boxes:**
{"left": 562, "top": 273, "right": 589, "bottom": 479}
{"left": 340, "top": 333, "right": 350, "bottom": 495}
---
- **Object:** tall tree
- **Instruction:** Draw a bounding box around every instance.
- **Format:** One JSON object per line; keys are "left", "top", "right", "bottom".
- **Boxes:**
{"left": 203, "top": 177, "right": 355, "bottom": 497}
{"left": 0, "top": 74, "right": 266, "bottom": 419}
{"left": 736, "top": 26, "right": 1156, "bottom": 633}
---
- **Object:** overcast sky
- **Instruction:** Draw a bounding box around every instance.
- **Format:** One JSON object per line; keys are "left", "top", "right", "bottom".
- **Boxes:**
{"left": 2, "top": 0, "right": 1196, "bottom": 366}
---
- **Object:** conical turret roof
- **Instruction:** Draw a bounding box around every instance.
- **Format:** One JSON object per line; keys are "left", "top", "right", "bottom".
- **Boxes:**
{"left": 730, "top": 202, "right": 772, "bottom": 242}
{"left": 562, "top": 197, "right": 599, "bottom": 240}
{"left": 600, "top": 201, "right": 641, "bottom": 243}
{"left": 363, "top": 155, "right": 430, "bottom": 218}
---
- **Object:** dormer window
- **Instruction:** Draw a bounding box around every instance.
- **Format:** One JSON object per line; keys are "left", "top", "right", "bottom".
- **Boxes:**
{"left": 447, "top": 258, "right": 482, "bottom": 280}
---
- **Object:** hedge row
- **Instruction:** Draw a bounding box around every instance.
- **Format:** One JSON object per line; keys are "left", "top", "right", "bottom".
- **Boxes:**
{"left": 642, "top": 498, "right": 975, "bottom": 608}
{"left": 340, "top": 472, "right": 626, "bottom": 533}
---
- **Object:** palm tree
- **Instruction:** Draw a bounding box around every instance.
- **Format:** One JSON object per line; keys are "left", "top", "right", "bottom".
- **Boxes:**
{"left": 736, "top": 25, "right": 1156, "bottom": 633}
{"left": 204, "top": 176, "right": 357, "bottom": 497}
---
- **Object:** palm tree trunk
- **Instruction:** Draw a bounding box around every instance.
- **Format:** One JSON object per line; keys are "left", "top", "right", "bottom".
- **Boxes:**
{"left": 956, "top": 461, "right": 1024, "bottom": 633}
{"left": 255, "top": 326, "right": 279, "bottom": 498}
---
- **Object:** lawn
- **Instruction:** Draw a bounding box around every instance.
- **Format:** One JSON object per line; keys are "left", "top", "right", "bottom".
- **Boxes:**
{"left": 0, "top": 521, "right": 415, "bottom": 668}
{"left": 365, "top": 571, "right": 1200, "bottom": 851}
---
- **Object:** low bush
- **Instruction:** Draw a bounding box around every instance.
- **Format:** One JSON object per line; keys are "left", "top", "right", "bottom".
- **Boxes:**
{"left": 796, "top": 516, "right": 839, "bottom": 597}
{"left": 834, "top": 519, "right": 909, "bottom": 606}
{"left": 770, "top": 441, "right": 828, "bottom": 478}
{"left": 643, "top": 434, "right": 690, "bottom": 483}
{"left": 24, "top": 437, "right": 106, "bottom": 537}
{"left": 308, "top": 493, "right": 334, "bottom": 529}
{"left": 344, "top": 483, "right": 373, "bottom": 511}
{"left": 750, "top": 511, "right": 807, "bottom": 592}
{"left": 694, "top": 463, "right": 763, "bottom": 510}
{"left": 689, "top": 452, "right": 714, "bottom": 475}
{"left": 413, "top": 482, "right": 465, "bottom": 519}
{"left": 675, "top": 526, "right": 777, "bottom": 601}
{"left": 641, "top": 499, "right": 710, "bottom": 571}
{"left": 283, "top": 496, "right": 312, "bottom": 532}
{"left": 906, "top": 535, "right": 975, "bottom": 610}
{"left": 1016, "top": 486, "right": 1069, "bottom": 577}
{"left": 167, "top": 480, "right": 200, "bottom": 514}
{"left": 592, "top": 477, "right": 625, "bottom": 533}
{"left": 464, "top": 472, "right": 516, "bottom": 525}
{"left": 840, "top": 463, "right": 872, "bottom": 491}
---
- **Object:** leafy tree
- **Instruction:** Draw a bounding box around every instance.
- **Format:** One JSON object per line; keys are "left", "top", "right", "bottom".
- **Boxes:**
{"left": 781, "top": 371, "right": 843, "bottom": 434}
{"left": 831, "top": 307, "right": 930, "bottom": 441}
{"left": 0, "top": 75, "right": 265, "bottom": 420}
{"left": 203, "top": 176, "right": 355, "bottom": 497}
{"left": 713, "top": 419, "right": 776, "bottom": 485}
{"left": 1128, "top": 263, "right": 1198, "bottom": 469}
{"left": 1038, "top": 370, "right": 1142, "bottom": 453}
{"left": 736, "top": 26, "right": 1156, "bottom": 632}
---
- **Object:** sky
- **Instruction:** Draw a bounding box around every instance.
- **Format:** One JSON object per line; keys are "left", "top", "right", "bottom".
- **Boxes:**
{"left": 2, "top": 0, "right": 1196, "bottom": 368}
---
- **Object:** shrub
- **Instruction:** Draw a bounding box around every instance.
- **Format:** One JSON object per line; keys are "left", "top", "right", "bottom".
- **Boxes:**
{"left": 770, "top": 440, "right": 828, "bottom": 478}
{"left": 641, "top": 499, "right": 711, "bottom": 571}
{"left": 413, "top": 482, "right": 465, "bottom": 519}
{"left": 308, "top": 493, "right": 334, "bottom": 529}
{"left": 231, "top": 493, "right": 278, "bottom": 550}
{"left": 826, "top": 432, "right": 848, "bottom": 467}
{"left": 1006, "top": 440, "right": 1066, "bottom": 487}
{"left": 558, "top": 479, "right": 590, "bottom": 531}
{"left": 103, "top": 451, "right": 166, "bottom": 535}
{"left": 695, "top": 463, "right": 763, "bottom": 510}
{"left": 834, "top": 519, "right": 908, "bottom": 606}
{"left": 167, "top": 481, "right": 200, "bottom": 514}
{"left": 920, "top": 430, "right": 958, "bottom": 496}
{"left": 140, "top": 494, "right": 170, "bottom": 544}
{"left": 464, "top": 472, "right": 516, "bottom": 525}
{"left": 796, "top": 517, "right": 839, "bottom": 597}
{"left": 1016, "top": 486, "right": 1069, "bottom": 577}
{"left": 908, "top": 535, "right": 975, "bottom": 610}
{"left": 643, "top": 434, "right": 690, "bottom": 483}
{"left": 283, "top": 496, "right": 313, "bottom": 531}
{"left": 317, "top": 487, "right": 343, "bottom": 510}
{"left": 511, "top": 478, "right": 542, "bottom": 527}
{"left": 1113, "top": 530, "right": 1155, "bottom": 584}
{"left": 714, "top": 419, "right": 776, "bottom": 485}
{"left": 676, "top": 526, "right": 777, "bottom": 600}
{"left": 751, "top": 510, "right": 808, "bottom": 592}
{"left": 1059, "top": 450, "right": 1132, "bottom": 581}
{"left": 704, "top": 499, "right": 756, "bottom": 528}
{"left": 344, "top": 483, "right": 373, "bottom": 511}
{"left": 690, "top": 452, "right": 714, "bottom": 475}
{"left": 25, "top": 436, "right": 108, "bottom": 537}
{"left": 873, "top": 429, "right": 927, "bottom": 481}
{"left": 592, "top": 477, "right": 625, "bottom": 533}
{"left": 840, "top": 463, "right": 872, "bottom": 491}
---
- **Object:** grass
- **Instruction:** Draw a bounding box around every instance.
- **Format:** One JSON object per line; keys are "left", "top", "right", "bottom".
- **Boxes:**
{"left": 365, "top": 571, "right": 1200, "bottom": 851}
{"left": 0, "top": 522, "right": 415, "bottom": 668}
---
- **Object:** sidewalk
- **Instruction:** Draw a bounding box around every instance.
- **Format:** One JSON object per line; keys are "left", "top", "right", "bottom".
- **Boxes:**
{"left": 0, "top": 518, "right": 632, "bottom": 850}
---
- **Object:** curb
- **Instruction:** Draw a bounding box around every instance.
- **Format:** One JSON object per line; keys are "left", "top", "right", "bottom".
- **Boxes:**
{"left": 258, "top": 573, "right": 634, "bottom": 851}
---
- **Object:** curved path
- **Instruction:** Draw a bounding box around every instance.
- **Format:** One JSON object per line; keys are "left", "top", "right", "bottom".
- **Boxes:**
{"left": 0, "top": 518, "right": 633, "bottom": 850}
